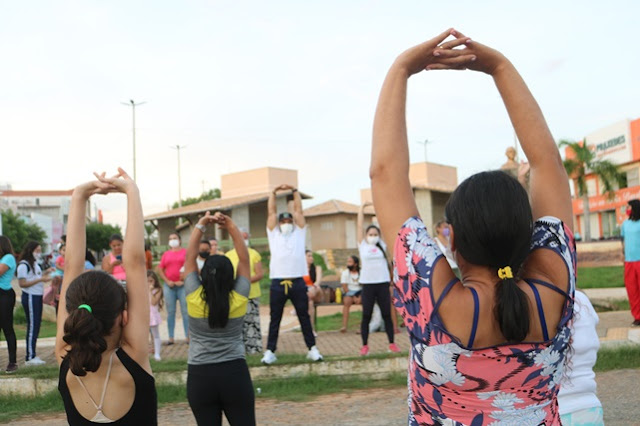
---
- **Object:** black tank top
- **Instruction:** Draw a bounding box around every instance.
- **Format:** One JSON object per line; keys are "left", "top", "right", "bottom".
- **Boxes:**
{"left": 58, "top": 347, "right": 158, "bottom": 425}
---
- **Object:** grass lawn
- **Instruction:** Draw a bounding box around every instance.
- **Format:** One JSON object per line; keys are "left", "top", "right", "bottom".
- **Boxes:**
{"left": 0, "top": 373, "right": 406, "bottom": 423}
{"left": 1, "top": 308, "right": 57, "bottom": 342}
{"left": 594, "top": 345, "right": 640, "bottom": 372}
{"left": 577, "top": 266, "right": 624, "bottom": 289}
{"left": 316, "top": 311, "right": 362, "bottom": 332}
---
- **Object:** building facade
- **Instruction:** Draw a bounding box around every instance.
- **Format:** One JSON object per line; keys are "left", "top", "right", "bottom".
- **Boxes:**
{"left": 568, "top": 118, "right": 640, "bottom": 240}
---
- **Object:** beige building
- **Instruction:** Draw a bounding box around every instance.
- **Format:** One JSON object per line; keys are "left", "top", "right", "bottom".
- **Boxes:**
{"left": 361, "top": 161, "right": 458, "bottom": 231}
{"left": 303, "top": 200, "right": 376, "bottom": 250}
{"left": 144, "top": 167, "right": 310, "bottom": 248}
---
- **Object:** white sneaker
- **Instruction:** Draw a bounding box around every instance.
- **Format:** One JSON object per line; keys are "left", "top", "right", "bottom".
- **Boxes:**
{"left": 25, "top": 356, "right": 46, "bottom": 366}
{"left": 261, "top": 350, "right": 277, "bottom": 365}
{"left": 154, "top": 355, "right": 162, "bottom": 361}
{"left": 306, "top": 345, "right": 323, "bottom": 362}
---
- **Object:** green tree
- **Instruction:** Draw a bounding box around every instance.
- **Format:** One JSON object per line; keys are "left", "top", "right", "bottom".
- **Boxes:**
{"left": 561, "top": 138, "right": 625, "bottom": 241}
{"left": 0, "top": 210, "right": 48, "bottom": 253}
{"left": 172, "top": 188, "right": 221, "bottom": 209}
{"left": 86, "top": 222, "right": 122, "bottom": 253}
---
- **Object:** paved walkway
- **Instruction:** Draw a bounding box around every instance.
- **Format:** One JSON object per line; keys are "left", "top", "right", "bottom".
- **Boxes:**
{"left": 8, "top": 368, "right": 640, "bottom": 425}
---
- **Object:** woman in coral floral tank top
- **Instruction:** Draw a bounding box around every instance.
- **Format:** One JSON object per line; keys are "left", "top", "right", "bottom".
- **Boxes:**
{"left": 370, "top": 29, "right": 576, "bottom": 425}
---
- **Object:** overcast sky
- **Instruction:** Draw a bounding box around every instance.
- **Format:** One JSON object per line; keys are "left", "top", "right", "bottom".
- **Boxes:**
{"left": 2, "top": 1, "right": 638, "bottom": 228}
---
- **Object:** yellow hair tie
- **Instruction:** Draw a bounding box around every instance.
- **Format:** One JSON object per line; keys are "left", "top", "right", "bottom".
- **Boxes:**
{"left": 498, "top": 266, "right": 513, "bottom": 280}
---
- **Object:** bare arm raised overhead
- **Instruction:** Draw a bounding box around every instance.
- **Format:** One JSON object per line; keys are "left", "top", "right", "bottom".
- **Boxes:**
{"left": 442, "top": 30, "right": 572, "bottom": 228}
{"left": 370, "top": 29, "right": 475, "bottom": 244}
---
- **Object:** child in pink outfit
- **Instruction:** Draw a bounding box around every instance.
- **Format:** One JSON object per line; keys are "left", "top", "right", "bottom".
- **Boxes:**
{"left": 147, "top": 271, "right": 164, "bottom": 361}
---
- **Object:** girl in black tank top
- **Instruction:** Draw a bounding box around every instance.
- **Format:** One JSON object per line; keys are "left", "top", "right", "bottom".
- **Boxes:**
{"left": 54, "top": 170, "right": 157, "bottom": 425}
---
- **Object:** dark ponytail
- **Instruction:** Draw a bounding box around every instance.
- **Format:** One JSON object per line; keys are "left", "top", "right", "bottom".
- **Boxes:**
{"left": 62, "top": 271, "right": 126, "bottom": 376}
{"left": 200, "top": 255, "right": 235, "bottom": 329}
{"left": 445, "top": 171, "right": 533, "bottom": 343}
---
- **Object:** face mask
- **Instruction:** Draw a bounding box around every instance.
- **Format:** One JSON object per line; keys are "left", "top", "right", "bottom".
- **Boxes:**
{"left": 347, "top": 264, "right": 356, "bottom": 271}
{"left": 627, "top": 207, "right": 633, "bottom": 217}
{"left": 367, "top": 236, "right": 380, "bottom": 245}
{"left": 198, "top": 251, "right": 209, "bottom": 259}
{"left": 34, "top": 253, "right": 42, "bottom": 262}
{"left": 280, "top": 223, "right": 294, "bottom": 236}
{"left": 168, "top": 239, "right": 180, "bottom": 248}
{"left": 442, "top": 227, "right": 450, "bottom": 237}
{"left": 244, "top": 239, "right": 250, "bottom": 247}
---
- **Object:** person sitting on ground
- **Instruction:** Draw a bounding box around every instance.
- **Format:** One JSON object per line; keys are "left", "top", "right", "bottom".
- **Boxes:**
{"left": 340, "top": 255, "right": 362, "bottom": 333}
{"left": 261, "top": 184, "right": 323, "bottom": 365}
{"left": 184, "top": 211, "right": 256, "bottom": 425}
{"left": 370, "top": 29, "right": 576, "bottom": 424}
{"left": 304, "top": 250, "right": 323, "bottom": 337}
{"left": 102, "top": 234, "right": 127, "bottom": 282}
{"left": 196, "top": 240, "right": 210, "bottom": 272}
{"left": 558, "top": 290, "right": 604, "bottom": 425}
{"left": 56, "top": 168, "right": 157, "bottom": 425}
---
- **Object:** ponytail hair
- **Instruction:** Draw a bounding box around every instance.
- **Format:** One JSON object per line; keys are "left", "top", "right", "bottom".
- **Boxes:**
{"left": 445, "top": 171, "right": 533, "bottom": 343}
{"left": 62, "top": 271, "right": 126, "bottom": 376}
{"left": 200, "top": 255, "right": 235, "bottom": 329}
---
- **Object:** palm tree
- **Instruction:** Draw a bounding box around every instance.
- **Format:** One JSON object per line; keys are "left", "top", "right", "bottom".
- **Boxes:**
{"left": 560, "top": 138, "right": 625, "bottom": 241}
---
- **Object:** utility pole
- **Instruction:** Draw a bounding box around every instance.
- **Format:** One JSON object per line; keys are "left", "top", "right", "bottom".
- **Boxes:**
{"left": 171, "top": 145, "right": 187, "bottom": 207}
{"left": 121, "top": 99, "right": 147, "bottom": 181}
{"left": 416, "top": 139, "right": 432, "bottom": 163}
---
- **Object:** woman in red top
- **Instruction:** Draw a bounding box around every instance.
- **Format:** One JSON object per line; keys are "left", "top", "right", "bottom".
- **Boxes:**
{"left": 156, "top": 233, "right": 187, "bottom": 345}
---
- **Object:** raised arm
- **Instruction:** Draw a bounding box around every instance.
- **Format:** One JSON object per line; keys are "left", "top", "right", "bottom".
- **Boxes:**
{"left": 291, "top": 187, "right": 305, "bottom": 228}
{"left": 185, "top": 212, "right": 215, "bottom": 276}
{"left": 267, "top": 189, "right": 278, "bottom": 231}
{"left": 215, "top": 213, "right": 250, "bottom": 280}
{"left": 447, "top": 30, "right": 573, "bottom": 228}
{"left": 357, "top": 203, "right": 370, "bottom": 243}
{"left": 56, "top": 179, "right": 114, "bottom": 362}
{"left": 370, "top": 29, "right": 474, "bottom": 244}
{"left": 96, "top": 169, "right": 149, "bottom": 366}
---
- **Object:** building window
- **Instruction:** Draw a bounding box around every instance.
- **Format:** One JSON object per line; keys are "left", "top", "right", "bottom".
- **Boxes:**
{"left": 601, "top": 210, "right": 619, "bottom": 238}
{"left": 627, "top": 168, "right": 639, "bottom": 188}
{"left": 321, "top": 222, "right": 334, "bottom": 231}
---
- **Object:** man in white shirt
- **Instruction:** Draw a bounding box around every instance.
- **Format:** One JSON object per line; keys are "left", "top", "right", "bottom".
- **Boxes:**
{"left": 261, "top": 184, "right": 323, "bottom": 365}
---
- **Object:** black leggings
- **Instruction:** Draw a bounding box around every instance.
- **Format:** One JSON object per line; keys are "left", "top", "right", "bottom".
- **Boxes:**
{"left": 360, "top": 283, "right": 394, "bottom": 345}
{"left": 0, "top": 288, "right": 17, "bottom": 364}
{"left": 187, "top": 358, "right": 255, "bottom": 426}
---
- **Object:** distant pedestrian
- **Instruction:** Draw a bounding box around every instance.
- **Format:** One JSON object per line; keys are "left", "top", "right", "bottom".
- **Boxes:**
{"left": 261, "top": 184, "right": 323, "bottom": 365}
{"left": 357, "top": 203, "right": 398, "bottom": 356}
{"left": 18, "top": 240, "right": 53, "bottom": 365}
{"left": 622, "top": 199, "right": 640, "bottom": 327}
{"left": 157, "top": 233, "right": 188, "bottom": 345}
{"left": 84, "top": 249, "right": 96, "bottom": 270}
{"left": 102, "top": 234, "right": 127, "bottom": 282}
{"left": 145, "top": 242, "right": 154, "bottom": 270}
{"left": 0, "top": 236, "right": 18, "bottom": 373}
{"left": 226, "top": 228, "right": 265, "bottom": 355}
{"left": 304, "top": 250, "right": 323, "bottom": 336}
{"left": 197, "top": 240, "right": 211, "bottom": 272}
{"left": 148, "top": 270, "right": 164, "bottom": 361}
{"left": 208, "top": 237, "right": 221, "bottom": 255}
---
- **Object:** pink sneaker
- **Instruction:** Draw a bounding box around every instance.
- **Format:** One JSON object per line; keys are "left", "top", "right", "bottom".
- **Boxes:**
{"left": 359, "top": 345, "right": 369, "bottom": 356}
{"left": 388, "top": 343, "right": 400, "bottom": 353}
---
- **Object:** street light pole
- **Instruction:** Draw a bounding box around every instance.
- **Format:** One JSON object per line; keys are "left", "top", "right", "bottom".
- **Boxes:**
{"left": 416, "top": 139, "right": 432, "bottom": 163}
{"left": 121, "top": 99, "right": 147, "bottom": 181}
{"left": 171, "top": 145, "right": 187, "bottom": 207}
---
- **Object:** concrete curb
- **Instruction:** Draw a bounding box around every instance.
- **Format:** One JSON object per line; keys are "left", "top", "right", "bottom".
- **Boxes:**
{"left": 0, "top": 356, "right": 408, "bottom": 397}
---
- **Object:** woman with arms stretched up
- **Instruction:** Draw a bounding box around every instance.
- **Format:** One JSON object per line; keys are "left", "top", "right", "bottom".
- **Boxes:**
{"left": 371, "top": 29, "right": 575, "bottom": 425}
{"left": 55, "top": 168, "right": 157, "bottom": 425}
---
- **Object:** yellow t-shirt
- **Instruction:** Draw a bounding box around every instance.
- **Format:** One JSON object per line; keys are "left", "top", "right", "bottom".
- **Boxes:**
{"left": 226, "top": 247, "right": 262, "bottom": 299}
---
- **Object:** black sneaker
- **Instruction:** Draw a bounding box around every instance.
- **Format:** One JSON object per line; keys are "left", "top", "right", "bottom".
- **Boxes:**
{"left": 5, "top": 363, "right": 18, "bottom": 373}
{"left": 632, "top": 320, "right": 640, "bottom": 327}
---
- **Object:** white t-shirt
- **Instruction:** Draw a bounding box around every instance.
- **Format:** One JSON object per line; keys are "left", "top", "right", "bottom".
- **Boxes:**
{"left": 557, "top": 291, "right": 602, "bottom": 415}
{"left": 268, "top": 225, "right": 308, "bottom": 279}
{"left": 196, "top": 257, "right": 205, "bottom": 272}
{"left": 435, "top": 237, "right": 458, "bottom": 269}
{"left": 358, "top": 240, "right": 390, "bottom": 284}
{"left": 340, "top": 269, "right": 361, "bottom": 292}
{"left": 17, "top": 260, "right": 44, "bottom": 296}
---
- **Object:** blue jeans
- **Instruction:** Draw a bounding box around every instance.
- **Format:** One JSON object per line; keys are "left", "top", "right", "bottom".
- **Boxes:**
{"left": 21, "top": 292, "right": 43, "bottom": 361}
{"left": 164, "top": 283, "right": 188, "bottom": 340}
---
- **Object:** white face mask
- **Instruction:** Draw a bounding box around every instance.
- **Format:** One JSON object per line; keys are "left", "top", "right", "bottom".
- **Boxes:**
{"left": 280, "top": 223, "right": 294, "bottom": 236}
{"left": 244, "top": 239, "right": 250, "bottom": 247}
{"left": 34, "top": 252, "right": 42, "bottom": 262}
{"left": 168, "top": 239, "right": 180, "bottom": 248}
{"left": 367, "top": 235, "right": 380, "bottom": 246}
